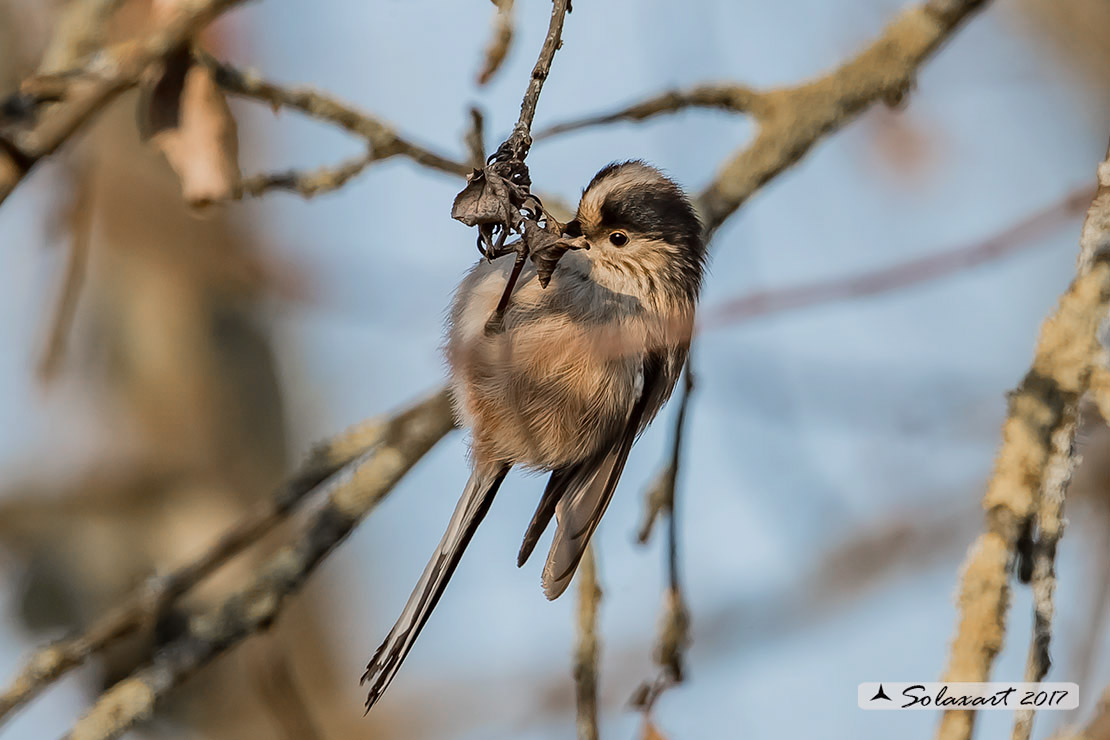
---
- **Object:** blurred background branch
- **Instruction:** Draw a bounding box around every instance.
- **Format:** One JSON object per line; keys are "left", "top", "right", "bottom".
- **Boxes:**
{"left": 60, "top": 389, "right": 455, "bottom": 740}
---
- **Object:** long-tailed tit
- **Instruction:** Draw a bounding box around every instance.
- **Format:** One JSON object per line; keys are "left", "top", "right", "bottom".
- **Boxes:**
{"left": 362, "top": 160, "right": 706, "bottom": 710}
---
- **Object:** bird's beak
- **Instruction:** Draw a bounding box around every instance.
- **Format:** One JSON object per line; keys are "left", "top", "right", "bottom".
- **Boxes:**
{"left": 557, "top": 235, "right": 589, "bottom": 251}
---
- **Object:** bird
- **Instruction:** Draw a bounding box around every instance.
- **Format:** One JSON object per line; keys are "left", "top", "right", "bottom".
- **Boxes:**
{"left": 361, "top": 160, "right": 706, "bottom": 710}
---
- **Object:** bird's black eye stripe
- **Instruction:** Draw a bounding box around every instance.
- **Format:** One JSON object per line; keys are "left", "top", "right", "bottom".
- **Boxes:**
{"left": 599, "top": 184, "right": 701, "bottom": 249}
{"left": 563, "top": 219, "right": 583, "bottom": 237}
{"left": 609, "top": 231, "right": 628, "bottom": 246}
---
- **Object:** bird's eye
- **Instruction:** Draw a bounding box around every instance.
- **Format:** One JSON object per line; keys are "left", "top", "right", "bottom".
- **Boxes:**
{"left": 563, "top": 219, "right": 583, "bottom": 237}
{"left": 609, "top": 231, "right": 629, "bottom": 246}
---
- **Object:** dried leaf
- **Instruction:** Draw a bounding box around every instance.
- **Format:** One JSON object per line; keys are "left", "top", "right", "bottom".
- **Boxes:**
{"left": 140, "top": 46, "right": 240, "bottom": 212}
{"left": 641, "top": 719, "right": 668, "bottom": 740}
{"left": 525, "top": 218, "right": 585, "bottom": 288}
{"left": 451, "top": 168, "right": 514, "bottom": 228}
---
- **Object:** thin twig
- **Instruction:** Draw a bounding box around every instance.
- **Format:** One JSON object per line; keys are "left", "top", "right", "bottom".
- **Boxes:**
{"left": 201, "top": 54, "right": 471, "bottom": 179}
{"left": 938, "top": 145, "right": 1110, "bottom": 740}
{"left": 503, "top": 0, "right": 571, "bottom": 159}
{"left": 37, "top": 159, "right": 95, "bottom": 381}
{"left": 465, "top": 106, "right": 486, "bottom": 168}
{"left": 633, "top": 364, "right": 694, "bottom": 711}
{"left": 481, "top": 0, "right": 572, "bottom": 330}
{"left": 237, "top": 151, "right": 375, "bottom": 200}
{"left": 57, "top": 389, "right": 456, "bottom": 740}
{"left": 535, "top": 84, "right": 764, "bottom": 140}
{"left": 574, "top": 546, "right": 601, "bottom": 740}
{"left": 477, "top": 0, "right": 514, "bottom": 86}
{"left": 0, "top": 409, "right": 396, "bottom": 726}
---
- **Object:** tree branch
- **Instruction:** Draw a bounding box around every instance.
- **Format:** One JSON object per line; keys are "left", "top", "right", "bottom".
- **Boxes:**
{"left": 534, "top": 0, "right": 990, "bottom": 238}
{"left": 534, "top": 84, "right": 763, "bottom": 140}
{"left": 36, "top": 159, "right": 96, "bottom": 381}
{"left": 477, "top": 0, "right": 515, "bottom": 86}
{"left": 1011, "top": 412, "right": 1072, "bottom": 740}
{"left": 56, "top": 389, "right": 456, "bottom": 740}
{"left": 699, "top": 184, "right": 1095, "bottom": 330}
{"left": 503, "top": 0, "right": 571, "bottom": 160}
{"left": 201, "top": 55, "right": 471, "bottom": 181}
{"left": 698, "top": 0, "right": 989, "bottom": 234}
{"left": 237, "top": 151, "right": 376, "bottom": 200}
{"left": 574, "top": 546, "right": 601, "bottom": 740}
{"left": 633, "top": 364, "right": 693, "bottom": 712}
{"left": 937, "top": 144, "right": 1110, "bottom": 740}
{"left": 0, "top": 398, "right": 424, "bottom": 726}
{"left": 0, "top": 0, "right": 253, "bottom": 207}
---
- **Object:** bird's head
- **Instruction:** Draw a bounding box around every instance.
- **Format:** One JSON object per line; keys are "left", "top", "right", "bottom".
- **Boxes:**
{"left": 562, "top": 161, "right": 705, "bottom": 301}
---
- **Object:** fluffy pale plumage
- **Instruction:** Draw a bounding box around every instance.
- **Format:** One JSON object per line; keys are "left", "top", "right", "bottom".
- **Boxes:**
{"left": 363, "top": 161, "right": 705, "bottom": 711}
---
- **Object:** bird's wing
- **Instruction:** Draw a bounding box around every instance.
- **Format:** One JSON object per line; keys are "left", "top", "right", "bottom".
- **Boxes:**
{"left": 538, "top": 351, "right": 677, "bottom": 600}
{"left": 362, "top": 463, "right": 510, "bottom": 711}
{"left": 518, "top": 458, "right": 605, "bottom": 568}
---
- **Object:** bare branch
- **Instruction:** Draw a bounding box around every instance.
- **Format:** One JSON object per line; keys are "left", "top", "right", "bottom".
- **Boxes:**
{"left": 237, "top": 151, "right": 375, "bottom": 200}
{"left": 465, "top": 106, "right": 486, "bottom": 169}
{"left": 535, "top": 84, "right": 763, "bottom": 140}
{"left": 57, "top": 389, "right": 455, "bottom": 740}
{"left": 937, "top": 145, "right": 1110, "bottom": 740}
{"left": 504, "top": 0, "right": 571, "bottom": 159}
{"left": 477, "top": 0, "right": 515, "bottom": 86}
{"left": 574, "top": 547, "right": 601, "bottom": 740}
{"left": 0, "top": 0, "right": 253, "bottom": 207}
{"left": 202, "top": 55, "right": 471, "bottom": 179}
{"left": 36, "top": 160, "right": 95, "bottom": 381}
{"left": 633, "top": 364, "right": 694, "bottom": 711}
{"left": 454, "top": 0, "right": 572, "bottom": 331}
{"left": 0, "top": 405, "right": 401, "bottom": 725}
{"left": 699, "top": 185, "right": 1095, "bottom": 330}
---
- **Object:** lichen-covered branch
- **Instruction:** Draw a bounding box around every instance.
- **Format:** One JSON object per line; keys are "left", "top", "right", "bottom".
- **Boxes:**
{"left": 1011, "top": 415, "right": 1073, "bottom": 740}
{"left": 937, "top": 146, "right": 1110, "bottom": 740}
{"left": 0, "top": 0, "right": 252, "bottom": 207}
{"left": 0, "top": 404, "right": 400, "bottom": 726}
{"left": 698, "top": 0, "right": 989, "bottom": 234}
{"left": 57, "top": 389, "right": 456, "bottom": 740}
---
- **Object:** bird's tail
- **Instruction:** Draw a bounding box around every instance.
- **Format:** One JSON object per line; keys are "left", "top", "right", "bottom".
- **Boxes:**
{"left": 361, "top": 463, "right": 510, "bottom": 711}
